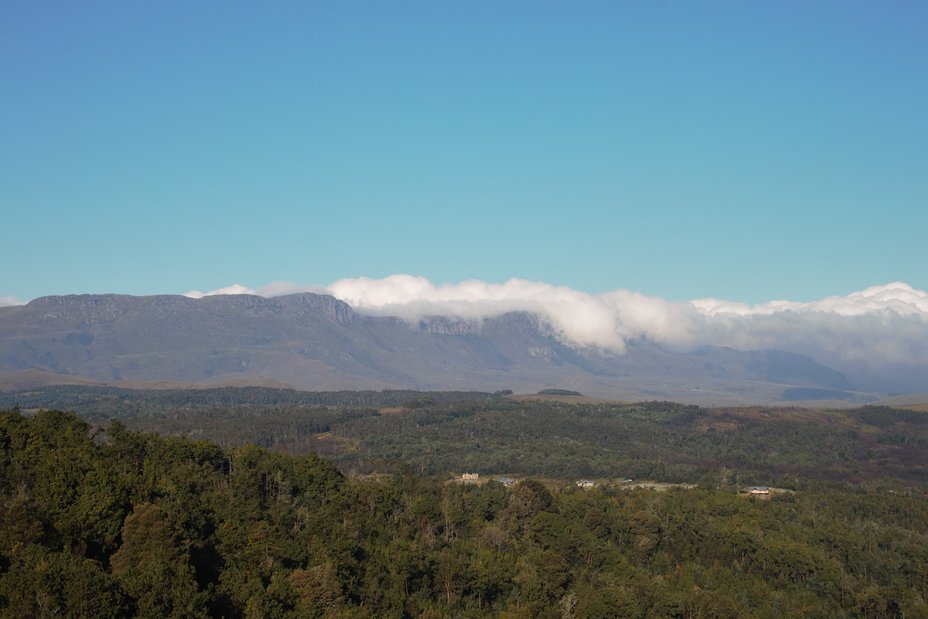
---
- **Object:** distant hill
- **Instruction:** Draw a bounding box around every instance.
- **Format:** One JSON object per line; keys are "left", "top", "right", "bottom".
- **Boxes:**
{"left": 0, "top": 292, "right": 873, "bottom": 404}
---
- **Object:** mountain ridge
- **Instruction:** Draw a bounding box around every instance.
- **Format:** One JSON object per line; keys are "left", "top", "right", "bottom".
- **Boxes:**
{"left": 0, "top": 292, "right": 871, "bottom": 405}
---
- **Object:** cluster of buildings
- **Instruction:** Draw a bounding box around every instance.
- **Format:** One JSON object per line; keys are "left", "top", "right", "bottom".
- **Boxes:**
{"left": 458, "top": 473, "right": 518, "bottom": 486}
{"left": 458, "top": 474, "right": 772, "bottom": 496}
{"left": 459, "top": 473, "right": 596, "bottom": 488}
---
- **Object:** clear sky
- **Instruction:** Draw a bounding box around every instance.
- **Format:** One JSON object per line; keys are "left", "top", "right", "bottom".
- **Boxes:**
{"left": 2, "top": 1, "right": 925, "bottom": 304}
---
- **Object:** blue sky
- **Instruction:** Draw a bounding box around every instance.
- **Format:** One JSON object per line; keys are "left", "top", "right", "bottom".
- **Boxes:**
{"left": 2, "top": 1, "right": 925, "bottom": 304}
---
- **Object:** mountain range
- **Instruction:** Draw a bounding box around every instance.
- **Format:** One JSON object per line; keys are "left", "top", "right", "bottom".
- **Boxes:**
{"left": 0, "top": 292, "right": 886, "bottom": 405}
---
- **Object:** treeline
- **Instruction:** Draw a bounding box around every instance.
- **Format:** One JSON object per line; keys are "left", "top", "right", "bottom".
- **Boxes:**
{"left": 2, "top": 408, "right": 928, "bottom": 617}
{"left": 0, "top": 385, "right": 500, "bottom": 415}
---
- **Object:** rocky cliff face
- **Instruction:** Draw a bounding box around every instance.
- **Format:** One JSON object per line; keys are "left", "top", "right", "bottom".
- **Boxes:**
{"left": 415, "top": 316, "right": 478, "bottom": 336}
{"left": 0, "top": 293, "right": 864, "bottom": 404}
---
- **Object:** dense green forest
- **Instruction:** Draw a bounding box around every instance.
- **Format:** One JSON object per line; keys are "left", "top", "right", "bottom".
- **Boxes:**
{"left": 6, "top": 386, "right": 926, "bottom": 488}
{"left": 1, "top": 387, "right": 927, "bottom": 616}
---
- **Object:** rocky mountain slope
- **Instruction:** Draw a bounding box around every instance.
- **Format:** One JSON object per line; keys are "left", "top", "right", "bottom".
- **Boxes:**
{"left": 0, "top": 293, "right": 866, "bottom": 404}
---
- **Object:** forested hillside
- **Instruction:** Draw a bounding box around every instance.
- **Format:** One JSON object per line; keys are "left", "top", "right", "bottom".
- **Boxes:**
{"left": 6, "top": 386, "right": 925, "bottom": 488}
{"left": 2, "top": 407, "right": 927, "bottom": 617}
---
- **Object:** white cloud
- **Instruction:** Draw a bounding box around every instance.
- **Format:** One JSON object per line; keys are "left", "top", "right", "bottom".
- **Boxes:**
{"left": 255, "top": 281, "right": 327, "bottom": 297}
{"left": 0, "top": 295, "right": 24, "bottom": 307}
{"left": 183, "top": 284, "right": 256, "bottom": 299}
{"left": 681, "top": 282, "right": 928, "bottom": 378}
{"left": 321, "top": 276, "right": 928, "bottom": 380}
{"left": 327, "top": 275, "right": 633, "bottom": 350}
{"left": 322, "top": 275, "right": 924, "bottom": 350}
{"left": 184, "top": 281, "right": 327, "bottom": 299}
{"left": 692, "top": 281, "right": 928, "bottom": 317}
{"left": 809, "top": 281, "right": 928, "bottom": 316}
{"left": 180, "top": 276, "right": 928, "bottom": 383}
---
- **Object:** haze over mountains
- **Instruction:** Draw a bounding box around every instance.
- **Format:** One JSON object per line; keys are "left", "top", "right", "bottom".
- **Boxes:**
{"left": 1, "top": 289, "right": 923, "bottom": 405}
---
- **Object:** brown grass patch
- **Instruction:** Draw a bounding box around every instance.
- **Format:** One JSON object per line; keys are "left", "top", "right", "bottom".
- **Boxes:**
{"left": 377, "top": 407, "right": 409, "bottom": 415}
{"left": 898, "top": 403, "right": 928, "bottom": 413}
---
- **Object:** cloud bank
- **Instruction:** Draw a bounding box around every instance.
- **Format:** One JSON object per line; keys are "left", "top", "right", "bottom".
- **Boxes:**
{"left": 184, "top": 276, "right": 928, "bottom": 389}
{"left": 0, "top": 296, "right": 24, "bottom": 308}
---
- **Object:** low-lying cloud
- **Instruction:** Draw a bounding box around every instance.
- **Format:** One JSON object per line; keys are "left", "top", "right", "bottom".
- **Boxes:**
{"left": 183, "top": 284, "right": 255, "bottom": 299}
{"left": 184, "top": 276, "right": 928, "bottom": 390}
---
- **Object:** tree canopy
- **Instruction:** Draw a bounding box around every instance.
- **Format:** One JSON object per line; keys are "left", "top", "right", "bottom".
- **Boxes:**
{"left": 1, "top": 406, "right": 927, "bottom": 616}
